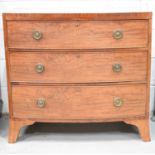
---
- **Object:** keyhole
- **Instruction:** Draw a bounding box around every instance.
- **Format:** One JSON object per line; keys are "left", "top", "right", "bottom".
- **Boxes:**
{"left": 75, "top": 23, "right": 80, "bottom": 27}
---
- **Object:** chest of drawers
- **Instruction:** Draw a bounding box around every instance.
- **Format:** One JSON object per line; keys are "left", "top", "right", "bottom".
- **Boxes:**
{"left": 3, "top": 13, "right": 152, "bottom": 143}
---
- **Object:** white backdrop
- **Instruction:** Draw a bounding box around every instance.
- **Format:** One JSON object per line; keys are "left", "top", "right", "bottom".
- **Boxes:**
{"left": 0, "top": 0, "right": 155, "bottom": 114}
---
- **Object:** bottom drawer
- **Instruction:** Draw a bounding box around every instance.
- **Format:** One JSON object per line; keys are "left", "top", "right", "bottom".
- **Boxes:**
{"left": 12, "top": 84, "right": 146, "bottom": 120}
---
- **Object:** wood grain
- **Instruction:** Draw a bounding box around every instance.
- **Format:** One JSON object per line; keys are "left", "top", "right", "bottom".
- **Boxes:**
{"left": 4, "top": 13, "right": 152, "bottom": 21}
{"left": 146, "top": 18, "right": 152, "bottom": 117}
{"left": 10, "top": 51, "right": 147, "bottom": 83}
{"left": 7, "top": 20, "right": 148, "bottom": 49}
{"left": 3, "top": 13, "right": 152, "bottom": 142}
{"left": 8, "top": 118, "right": 34, "bottom": 143}
{"left": 12, "top": 84, "right": 146, "bottom": 120}
{"left": 3, "top": 13, "right": 14, "bottom": 117}
{"left": 124, "top": 118, "right": 150, "bottom": 142}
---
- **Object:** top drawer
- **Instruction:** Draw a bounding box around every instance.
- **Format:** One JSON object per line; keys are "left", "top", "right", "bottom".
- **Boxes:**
{"left": 6, "top": 20, "right": 148, "bottom": 49}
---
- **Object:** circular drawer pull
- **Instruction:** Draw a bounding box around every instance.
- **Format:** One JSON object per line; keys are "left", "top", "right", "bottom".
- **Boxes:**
{"left": 36, "top": 98, "right": 46, "bottom": 108}
{"left": 35, "top": 64, "right": 45, "bottom": 73}
{"left": 114, "top": 97, "right": 123, "bottom": 107}
{"left": 113, "top": 30, "right": 123, "bottom": 40}
{"left": 112, "top": 64, "right": 122, "bottom": 73}
{"left": 33, "top": 31, "right": 42, "bottom": 40}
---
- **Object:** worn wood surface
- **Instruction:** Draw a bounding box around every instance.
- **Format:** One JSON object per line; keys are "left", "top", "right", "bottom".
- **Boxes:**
{"left": 125, "top": 118, "right": 150, "bottom": 142}
{"left": 3, "top": 13, "right": 152, "bottom": 142}
{"left": 146, "top": 18, "right": 152, "bottom": 117}
{"left": 10, "top": 51, "right": 147, "bottom": 83}
{"left": 4, "top": 13, "right": 152, "bottom": 21}
{"left": 3, "top": 12, "right": 14, "bottom": 117}
{"left": 7, "top": 20, "right": 148, "bottom": 49}
{"left": 8, "top": 118, "right": 34, "bottom": 143}
{"left": 12, "top": 84, "right": 146, "bottom": 120}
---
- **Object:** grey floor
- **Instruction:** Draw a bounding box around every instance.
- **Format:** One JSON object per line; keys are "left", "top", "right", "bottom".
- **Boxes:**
{"left": 0, "top": 115, "right": 155, "bottom": 154}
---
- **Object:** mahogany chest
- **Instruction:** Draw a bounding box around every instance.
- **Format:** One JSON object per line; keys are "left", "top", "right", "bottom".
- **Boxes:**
{"left": 3, "top": 13, "right": 152, "bottom": 143}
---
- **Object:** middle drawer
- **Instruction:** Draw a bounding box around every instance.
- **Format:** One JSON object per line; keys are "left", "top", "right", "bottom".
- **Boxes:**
{"left": 10, "top": 50, "right": 147, "bottom": 83}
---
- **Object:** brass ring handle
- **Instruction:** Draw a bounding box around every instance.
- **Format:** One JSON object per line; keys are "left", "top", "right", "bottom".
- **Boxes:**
{"left": 33, "top": 31, "right": 42, "bottom": 40}
{"left": 113, "top": 30, "right": 123, "bottom": 40}
{"left": 36, "top": 98, "right": 46, "bottom": 108}
{"left": 35, "top": 64, "right": 45, "bottom": 73}
{"left": 114, "top": 97, "right": 123, "bottom": 107}
{"left": 112, "top": 64, "right": 122, "bottom": 73}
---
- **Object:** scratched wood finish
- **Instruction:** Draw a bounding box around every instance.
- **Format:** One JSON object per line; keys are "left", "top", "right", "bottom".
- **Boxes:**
{"left": 12, "top": 84, "right": 146, "bottom": 119}
{"left": 7, "top": 20, "right": 148, "bottom": 49}
{"left": 3, "top": 13, "right": 152, "bottom": 142}
{"left": 10, "top": 51, "right": 147, "bottom": 83}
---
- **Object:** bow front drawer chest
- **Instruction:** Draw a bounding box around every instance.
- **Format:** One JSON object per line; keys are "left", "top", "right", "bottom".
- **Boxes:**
{"left": 3, "top": 13, "right": 152, "bottom": 143}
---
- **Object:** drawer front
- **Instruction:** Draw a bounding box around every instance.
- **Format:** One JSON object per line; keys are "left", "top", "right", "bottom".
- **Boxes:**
{"left": 10, "top": 51, "right": 147, "bottom": 83}
{"left": 12, "top": 84, "right": 146, "bottom": 120}
{"left": 7, "top": 20, "right": 148, "bottom": 49}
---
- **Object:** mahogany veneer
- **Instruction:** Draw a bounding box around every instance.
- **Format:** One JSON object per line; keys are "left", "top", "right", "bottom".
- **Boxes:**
{"left": 3, "top": 13, "right": 152, "bottom": 143}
